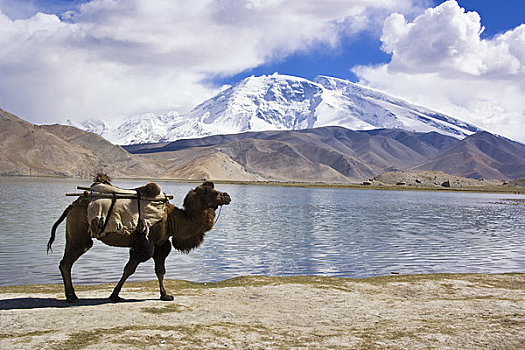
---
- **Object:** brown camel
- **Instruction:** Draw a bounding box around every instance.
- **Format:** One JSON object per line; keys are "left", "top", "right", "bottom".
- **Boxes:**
{"left": 47, "top": 180, "right": 231, "bottom": 303}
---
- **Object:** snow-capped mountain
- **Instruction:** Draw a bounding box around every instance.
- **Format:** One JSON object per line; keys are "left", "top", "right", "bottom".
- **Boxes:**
{"left": 313, "top": 76, "right": 480, "bottom": 136}
{"left": 67, "top": 118, "right": 107, "bottom": 135}
{"left": 72, "top": 74, "right": 482, "bottom": 145}
{"left": 68, "top": 112, "right": 180, "bottom": 145}
{"left": 101, "top": 112, "right": 180, "bottom": 145}
{"left": 162, "top": 74, "right": 322, "bottom": 141}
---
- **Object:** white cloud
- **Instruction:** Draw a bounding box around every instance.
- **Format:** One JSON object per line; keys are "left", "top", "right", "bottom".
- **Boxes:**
{"left": 0, "top": 0, "right": 418, "bottom": 124}
{"left": 354, "top": 0, "right": 525, "bottom": 143}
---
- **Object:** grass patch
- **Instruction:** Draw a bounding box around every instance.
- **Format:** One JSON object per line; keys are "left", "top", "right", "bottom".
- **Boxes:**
{"left": 49, "top": 323, "right": 261, "bottom": 349}
{"left": 0, "top": 330, "right": 55, "bottom": 339}
{"left": 47, "top": 322, "right": 355, "bottom": 349}
{"left": 141, "top": 303, "right": 190, "bottom": 314}
{"left": 2, "top": 273, "right": 523, "bottom": 297}
{"left": 49, "top": 327, "right": 123, "bottom": 350}
{"left": 359, "top": 273, "right": 525, "bottom": 289}
{"left": 481, "top": 315, "right": 525, "bottom": 328}
{"left": 0, "top": 283, "right": 115, "bottom": 294}
{"left": 0, "top": 284, "right": 63, "bottom": 294}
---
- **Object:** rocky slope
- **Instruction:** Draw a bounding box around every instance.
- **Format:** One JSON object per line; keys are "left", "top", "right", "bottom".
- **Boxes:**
{"left": 0, "top": 108, "right": 163, "bottom": 178}
{"left": 372, "top": 171, "right": 502, "bottom": 188}
{"left": 413, "top": 131, "right": 525, "bottom": 180}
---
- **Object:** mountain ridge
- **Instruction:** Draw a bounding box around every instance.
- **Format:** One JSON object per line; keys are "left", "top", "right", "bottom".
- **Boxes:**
{"left": 3, "top": 108, "right": 524, "bottom": 183}
{"left": 70, "top": 74, "right": 483, "bottom": 145}
{"left": 125, "top": 126, "right": 525, "bottom": 182}
{"left": 0, "top": 108, "right": 164, "bottom": 178}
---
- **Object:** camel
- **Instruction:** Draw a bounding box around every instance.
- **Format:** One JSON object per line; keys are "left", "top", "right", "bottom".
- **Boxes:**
{"left": 47, "top": 178, "right": 231, "bottom": 303}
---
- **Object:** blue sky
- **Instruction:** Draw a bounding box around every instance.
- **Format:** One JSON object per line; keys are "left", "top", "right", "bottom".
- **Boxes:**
{"left": 224, "top": 0, "right": 525, "bottom": 84}
{"left": 0, "top": 0, "right": 524, "bottom": 142}
{"left": 5, "top": 0, "right": 522, "bottom": 83}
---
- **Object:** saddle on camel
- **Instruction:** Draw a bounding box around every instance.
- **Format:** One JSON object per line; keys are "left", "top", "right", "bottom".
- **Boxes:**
{"left": 68, "top": 174, "right": 172, "bottom": 256}
{"left": 87, "top": 182, "right": 169, "bottom": 238}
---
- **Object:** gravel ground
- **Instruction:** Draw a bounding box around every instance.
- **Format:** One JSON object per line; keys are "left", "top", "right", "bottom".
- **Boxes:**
{"left": 1, "top": 274, "right": 524, "bottom": 349}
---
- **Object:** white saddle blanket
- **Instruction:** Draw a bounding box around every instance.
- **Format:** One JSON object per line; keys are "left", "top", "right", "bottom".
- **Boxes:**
{"left": 86, "top": 183, "right": 167, "bottom": 238}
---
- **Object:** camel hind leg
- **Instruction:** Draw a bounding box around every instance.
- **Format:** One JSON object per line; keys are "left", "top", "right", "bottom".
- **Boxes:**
{"left": 59, "top": 242, "right": 92, "bottom": 302}
{"left": 60, "top": 204, "right": 93, "bottom": 303}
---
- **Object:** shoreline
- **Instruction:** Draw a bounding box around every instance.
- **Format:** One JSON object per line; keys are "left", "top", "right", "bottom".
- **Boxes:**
{"left": 1, "top": 272, "right": 523, "bottom": 291}
{"left": 209, "top": 179, "right": 525, "bottom": 194}
{"left": 2, "top": 174, "right": 524, "bottom": 194}
{"left": 1, "top": 273, "right": 523, "bottom": 349}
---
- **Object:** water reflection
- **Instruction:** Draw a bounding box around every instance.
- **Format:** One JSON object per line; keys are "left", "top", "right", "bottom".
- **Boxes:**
{"left": 0, "top": 177, "right": 524, "bottom": 286}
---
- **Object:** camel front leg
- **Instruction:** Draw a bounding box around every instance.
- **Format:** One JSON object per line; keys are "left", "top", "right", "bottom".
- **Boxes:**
{"left": 154, "top": 240, "right": 173, "bottom": 301}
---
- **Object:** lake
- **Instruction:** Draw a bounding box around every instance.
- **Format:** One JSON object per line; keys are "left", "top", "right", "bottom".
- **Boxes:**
{"left": 0, "top": 177, "right": 524, "bottom": 286}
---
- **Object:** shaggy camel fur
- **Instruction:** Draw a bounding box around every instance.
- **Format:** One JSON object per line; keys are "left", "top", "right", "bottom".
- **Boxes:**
{"left": 48, "top": 179, "right": 231, "bottom": 303}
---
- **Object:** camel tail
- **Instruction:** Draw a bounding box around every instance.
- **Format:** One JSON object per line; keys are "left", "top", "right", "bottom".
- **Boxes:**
{"left": 47, "top": 205, "right": 72, "bottom": 254}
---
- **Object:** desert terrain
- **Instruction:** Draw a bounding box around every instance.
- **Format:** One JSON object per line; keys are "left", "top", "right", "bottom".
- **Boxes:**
{"left": 1, "top": 274, "right": 523, "bottom": 349}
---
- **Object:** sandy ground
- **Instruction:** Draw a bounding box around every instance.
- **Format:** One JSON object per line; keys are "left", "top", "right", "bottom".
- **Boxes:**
{"left": 1, "top": 274, "right": 523, "bottom": 349}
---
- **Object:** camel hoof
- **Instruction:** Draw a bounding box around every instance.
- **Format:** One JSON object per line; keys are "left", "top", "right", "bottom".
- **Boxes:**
{"left": 160, "top": 294, "right": 174, "bottom": 301}
{"left": 66, "top": 294, "right": 79, "bottom": 303}
{"left": 109, "top": 294, "right": 122, "bottom": 303}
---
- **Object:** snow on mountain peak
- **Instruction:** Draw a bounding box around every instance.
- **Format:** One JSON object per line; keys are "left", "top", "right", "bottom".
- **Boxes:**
{"left": 163, "top": 74, "right": 324, "bottom": 141}
{"left": 74, "top": 111, "right": 181, "bottom": 145}
{"left": 70, "top": 74, "right": 482, "bottom": 145}
{"left": 67, "top": 118, "right": 108, "bottom": 134}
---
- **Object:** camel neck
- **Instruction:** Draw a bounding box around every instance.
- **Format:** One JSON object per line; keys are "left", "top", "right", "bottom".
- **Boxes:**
{"left": 169, "top": 206, "right": 216, "bottom": 237}
{"left": 187, "top": 208, "right": 216, "bottom": 232}
{"left": 168, "top": 206, "right": 216, "bottom": 253}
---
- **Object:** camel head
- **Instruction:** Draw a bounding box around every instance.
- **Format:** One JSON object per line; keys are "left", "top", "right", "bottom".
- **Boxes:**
{"left": 183, "top": 181, "right": 231, "bottom": 211}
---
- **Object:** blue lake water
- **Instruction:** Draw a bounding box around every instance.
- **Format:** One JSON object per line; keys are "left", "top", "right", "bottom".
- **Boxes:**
{"left": 0, "top": 176, "right": 524, "bottom": 286}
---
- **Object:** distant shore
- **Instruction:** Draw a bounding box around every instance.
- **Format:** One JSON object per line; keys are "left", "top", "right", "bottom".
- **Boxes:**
{"left": 2, "top": 174, "right": 524, "bottom": 195}
{"left": 210, "top": 179, "right": 525, "bottom": 194}
{"left": 1, "top": 274, "right": 523, "bottom": 349}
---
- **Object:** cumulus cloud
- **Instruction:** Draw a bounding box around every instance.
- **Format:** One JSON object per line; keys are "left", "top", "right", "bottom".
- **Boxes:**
{"left": 354, "top": 0, "right": 525, "bottom": 143}
{"left": 0, "top": 0, "right": 417, "bottom": 124}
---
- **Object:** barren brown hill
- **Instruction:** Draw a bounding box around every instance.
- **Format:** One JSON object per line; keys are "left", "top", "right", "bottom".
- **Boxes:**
{"left": 4, "top": 107, "right": 525, "bottom": 183}
{"left": 413, "top": 131, "right": 525, "bottom": 180}
{"left": 508, "top": 177, "right": 525, "bottom": 187}
{"left": 164, "top": 151, "right": 264, "bottom": 182}
{"left": 130, "top": 127, "right": 460, "bottom": 182}
{"left": 40, "top": 123, "right": 163, "bottom": 177}
{"left": 138, "top": 138, "right": 354, "bottom": 182}
{"left": 129, "top": 127, "right": 525, "bottom": 182}
{"left": 0, "top": 108, "right": 163, "bottom": 178}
